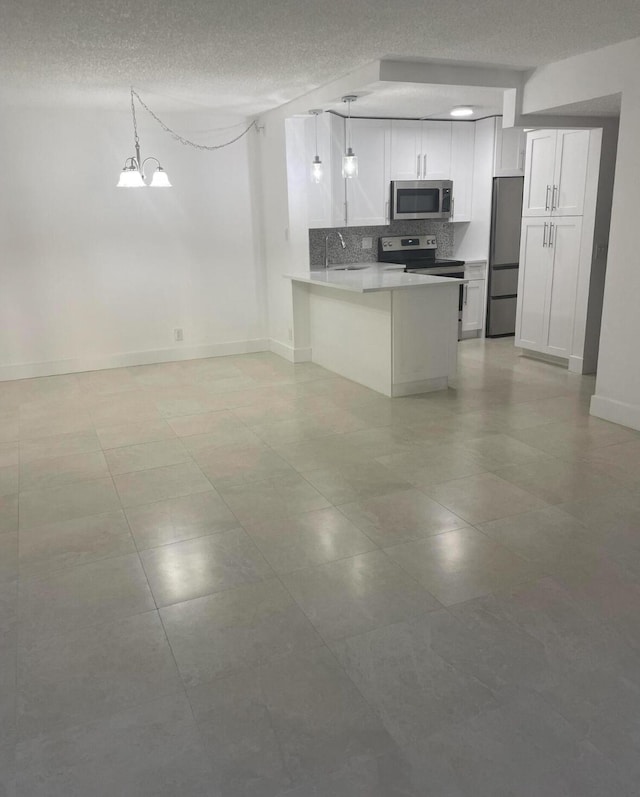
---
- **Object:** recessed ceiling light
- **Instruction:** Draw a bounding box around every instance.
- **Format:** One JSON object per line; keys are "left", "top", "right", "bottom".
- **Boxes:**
{"left": 450, "top": 106, "right": 474, "bottom": 117}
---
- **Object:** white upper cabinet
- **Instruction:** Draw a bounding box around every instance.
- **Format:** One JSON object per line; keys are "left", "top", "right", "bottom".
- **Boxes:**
{"left": 422, "top": 122, "right": 452, "bottom": 180}
{"left": 450, "top": 123, "right": 475, "bottom": 222}
{"left": 522, "top": 130, "right": 557, "bottom": 216}
{"left": 346, "top": 118, "right": 391, "bottom": 226}
{"left": 389, "top": 121, "right": 454, "bottom": 181}
{"left": 389, "top": 120, "right": 423, "bottom": 180}
{"left": 553, "top": 129, "right": 590, "bottom": 216}
{"left": 303, "top": 113, "right": 345, "bottom": 228}
{"left": 493, "top": 122, "right": 526, "bottom": 177}
{"left": 522, "top": 129, "right": 590, "bottom": 218}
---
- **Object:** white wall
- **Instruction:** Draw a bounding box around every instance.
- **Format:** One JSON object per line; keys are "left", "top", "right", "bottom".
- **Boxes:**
{"left": 0, "top": 105, "right": 267, "bottom": 380}
{"left": 520, "top": 38, "right": 640, "bottom": 429}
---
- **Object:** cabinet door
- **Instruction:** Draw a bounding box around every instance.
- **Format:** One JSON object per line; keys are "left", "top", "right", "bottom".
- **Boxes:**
{"left": 389, "top": 120, "right": 422, "bottom": 181}
{"left": 522, "top": 130, "right": 556, "bottom": 217}
{"left": 329, "top": 114, "right": 347, "bottom": 226}
{"left": 421, "top": 122, "right": 452, "bottom": 179}
{"left": 345, "top": 119, "right": 391, "bottom": 226}
{"left": 552, "top": 129, "right": 590, "bottom": 217}
{"left": 450, "top": 123, "right": 474, "bottom": 222}
{"left": 305, "top": 113, "right": 334, "bottom": 229}
{"left": 516, "top": 218, "right": 552, "bottom": 350}
{"left": 545, "top": 217, "right": 582, "bottom": 356}
{"left": 462, "top": 279, "right": 485, "bottom": 332}
{"left": 494, "top": 122, "right": 526, "bottom": 177}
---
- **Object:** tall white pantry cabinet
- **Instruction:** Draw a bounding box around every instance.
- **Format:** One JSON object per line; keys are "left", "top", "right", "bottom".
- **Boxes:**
{"left": 515, "top": 127, "right": 614, "bottom": 374}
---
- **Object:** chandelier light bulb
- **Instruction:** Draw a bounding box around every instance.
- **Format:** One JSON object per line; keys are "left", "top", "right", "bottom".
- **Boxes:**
{"left": 342, "top": 148, "right": 358, "bottom": 179}
{"left": 117, "top": 162, "right": 145, "bottom": 187}
{"left": 150, "top": 166, "right": 172, "bottom": 187}
{"left": 311, "top": 155, "right": 323, "bottom": 183}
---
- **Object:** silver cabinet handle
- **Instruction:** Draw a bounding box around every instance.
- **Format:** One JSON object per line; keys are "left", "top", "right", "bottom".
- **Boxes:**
{"left": 545, "top": 185, "right": 551, "bottom": 212}
{"left": 518, "top": 149, "right": 525, "bottom": 171}
{"left": 422, "top": 154, "right": 427, "bottom": 179}
{"left": 385, "top": 200, "right": 390, "bottom": 223}
{"left": 416, "top": 155, "right": 421, "bottom": 179}
{"left": 552, "top": 185, "right": 558, "bottom": 211}
{"left": 463, "top": 284, "right": 468, "bottom": 306}
{"left": 543, "top": 222, "right": 548, "bottom": 247}
{"left": 549, "top": 222, "right": 554, "bottom": 247}
{"left": 451, "top": 197, "right": 455, "bottom": 221}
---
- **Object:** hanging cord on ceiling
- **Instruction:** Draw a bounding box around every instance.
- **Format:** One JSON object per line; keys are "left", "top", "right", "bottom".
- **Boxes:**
{"left": 130, "top": 88, "right": 259, "bottom": 151}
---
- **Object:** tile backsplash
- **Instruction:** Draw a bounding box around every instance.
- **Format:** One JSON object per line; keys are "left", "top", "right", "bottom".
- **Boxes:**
{"left": 309, "top": 221, "right": 454, "bottom": 267}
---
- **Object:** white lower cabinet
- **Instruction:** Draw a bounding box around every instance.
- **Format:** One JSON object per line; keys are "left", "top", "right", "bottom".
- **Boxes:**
{"left": 461, "top": 279, "right": 484, "bottom": 333}
{"left": 516, "top": 216, "right": 582, "bottom": 358}
{"left": 461, "top": 262, "right": 486, "bottom": 336}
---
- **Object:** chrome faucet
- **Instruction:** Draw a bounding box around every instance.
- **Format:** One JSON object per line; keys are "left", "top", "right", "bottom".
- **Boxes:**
{"left": 324, "top": 231, "right": 346, "bottom": 267}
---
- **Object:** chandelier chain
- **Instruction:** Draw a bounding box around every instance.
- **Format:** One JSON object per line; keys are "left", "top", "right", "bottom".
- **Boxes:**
{"left": 131, "top": 89, "right": 258, "bottom": 151}
{"left": 131, "top": 90, "right": 140, "bottom": 149}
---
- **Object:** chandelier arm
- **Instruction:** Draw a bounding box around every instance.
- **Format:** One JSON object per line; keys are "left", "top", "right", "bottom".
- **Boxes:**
{"left": 131, "top": 89, "right": 258, "bottom": 151}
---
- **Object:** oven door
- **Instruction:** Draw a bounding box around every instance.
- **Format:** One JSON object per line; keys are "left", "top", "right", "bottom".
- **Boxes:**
{"left": 391, "top": 181, "right": 452, "bottom": 220}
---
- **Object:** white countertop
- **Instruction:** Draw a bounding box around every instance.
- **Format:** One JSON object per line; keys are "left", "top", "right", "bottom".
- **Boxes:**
{"left": 285, "top": 265, "right": 465, "bottom": 294}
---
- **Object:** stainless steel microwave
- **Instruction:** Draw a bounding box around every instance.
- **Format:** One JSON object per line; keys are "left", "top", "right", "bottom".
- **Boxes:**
{"left": 390, "top": 180, "right": 453, "bottom": 221}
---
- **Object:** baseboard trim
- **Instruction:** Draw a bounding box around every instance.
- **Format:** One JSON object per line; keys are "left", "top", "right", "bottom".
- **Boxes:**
{"left": 269, "top": 339, "right": 312, "bottom": 363}
{"left": 518, "top": 348, "right": 568, "bottom": 369}
{"left": 0, "top": 339, "right": 270, "bottom": 382}
{"left": 568, "top": 355, "right": 586, "bottom": 374}
{"left": 590, "top": 394, "right": 640, "bottom": 431}
{"left": 391, "top": 377, "right": 449, "bottom": 397}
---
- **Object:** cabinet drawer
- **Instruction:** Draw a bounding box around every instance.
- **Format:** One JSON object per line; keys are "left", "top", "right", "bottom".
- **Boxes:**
{"left": 490, "top": 267, "right": 519, "bottom": 296}
{"left": 464, "top": 265, "right": 486, "bottom": 280}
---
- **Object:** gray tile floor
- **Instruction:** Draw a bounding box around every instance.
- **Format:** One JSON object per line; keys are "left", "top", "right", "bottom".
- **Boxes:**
{"left": 2, "top": 339, "right": 640, "bottom": 795}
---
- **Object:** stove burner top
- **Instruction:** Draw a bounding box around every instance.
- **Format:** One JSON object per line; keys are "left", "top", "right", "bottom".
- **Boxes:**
{"left": 377, "top": 235, "right": 465, "bottom": 269}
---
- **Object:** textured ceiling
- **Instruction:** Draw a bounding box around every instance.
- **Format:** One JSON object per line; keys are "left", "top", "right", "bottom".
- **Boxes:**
{"left": 1, "top": 0, "right": 639, "bottom": 113}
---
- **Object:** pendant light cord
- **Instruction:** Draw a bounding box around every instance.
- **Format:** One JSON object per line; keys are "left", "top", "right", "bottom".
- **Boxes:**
{"left": 130, "top": 89, "right": 258, "bottom": 151}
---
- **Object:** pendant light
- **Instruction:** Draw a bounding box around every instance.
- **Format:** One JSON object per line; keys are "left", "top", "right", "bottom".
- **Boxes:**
{"left": 309, "top": 109, "right": 323, "bottom": 183}
{"left": 342, "top": 95, "right": 358, "bottom": 179}
{"left": 117, "top": 88, "right": 172, "bottom": 188}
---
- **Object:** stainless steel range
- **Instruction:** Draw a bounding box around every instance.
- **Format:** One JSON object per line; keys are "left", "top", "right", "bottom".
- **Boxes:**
{"left": 378, "top": 235, "right": 466, "bottom": 337}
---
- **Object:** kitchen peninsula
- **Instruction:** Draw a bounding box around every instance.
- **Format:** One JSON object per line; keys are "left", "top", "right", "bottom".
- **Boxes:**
{"left": 286, "top": 266, "right": 462, "bottom": 397}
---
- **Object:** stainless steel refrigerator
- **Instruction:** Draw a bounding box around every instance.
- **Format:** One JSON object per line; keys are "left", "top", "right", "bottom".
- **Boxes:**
{"left": 486, "top": 177, "right": 524, "bottom": 337}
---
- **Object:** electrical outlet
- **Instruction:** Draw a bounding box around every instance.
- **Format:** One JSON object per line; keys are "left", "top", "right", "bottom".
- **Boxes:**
{"left": 362, "top": 236, "right": 373, "bottom": 250}
{"left": 174, "top": 328, "right": 184, "bottom": 342}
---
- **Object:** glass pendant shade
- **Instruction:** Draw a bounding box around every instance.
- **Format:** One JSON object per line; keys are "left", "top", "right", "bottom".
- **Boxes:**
{"left": 311, "top": 155, "right": 323, "bottom": 183}
{"left": 342, "top": 148, "right": 358, "bottom": 179}
{"left": 117, "top": 164, "right": 145, "bottom": 188}
{"left": 150, "top": 167, "right": 172, "bottom": 187}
